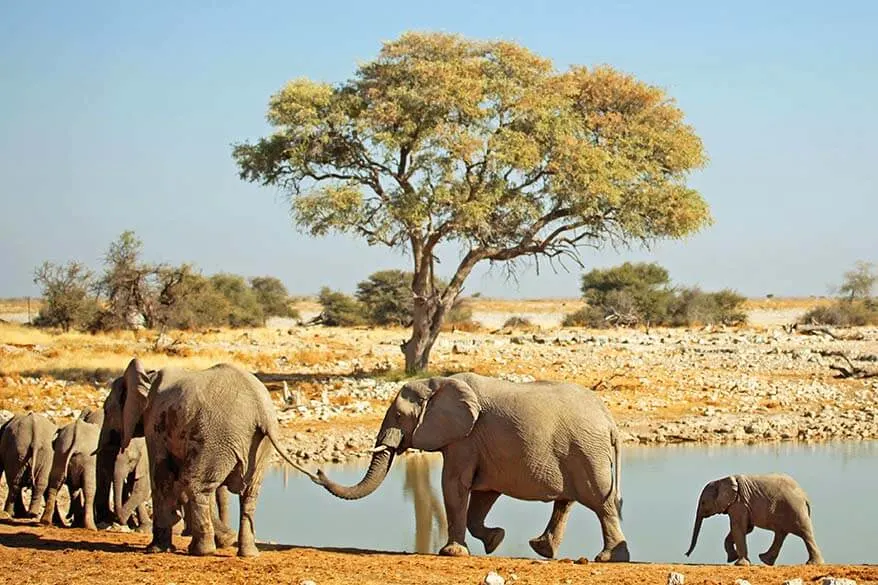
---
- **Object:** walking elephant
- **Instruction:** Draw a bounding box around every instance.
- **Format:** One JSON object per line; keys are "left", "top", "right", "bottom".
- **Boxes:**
{"left": 0, "top": 412, "right": 57, "bottom": 518}
{"left": 316, "top": 373, "right": 628, "bottom": 561}
{"left": 116, "top": 358, "right": 317, "bottom": 557}
{"left": 40, "top": 416, "right": 101, "bottom": 529}
{"left": 685, "top": 473, "right": 823, "bottom": 565}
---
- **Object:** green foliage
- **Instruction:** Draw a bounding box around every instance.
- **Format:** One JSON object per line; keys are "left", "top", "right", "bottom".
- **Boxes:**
{"left": 93, "top": 231, "right": 155, "bottom": 330}
{"left": 355, "top": 270, "right": 413, "bottom": 326}
{"left": 317, "top": 287, "right": 367, "bottom": 326}
{"left": 32, "top": 261, "right": 99, "bottom": 331}
{"left": 800, "top": 300, "right": 878, "bottom": 327}
{"left": 250, "top": 276, "right": 298, "bottom": 322}
{"left": 208, "top": 273, "right": 264, "bottom": 327}
{"left": 234, "top": 32, "right": 711, "bottom": 371}
{"left": 838, "top": 261, "right": 876, "bottom": 301}
{"left": 565, "top": 263, "right": 747, "bottom": 327}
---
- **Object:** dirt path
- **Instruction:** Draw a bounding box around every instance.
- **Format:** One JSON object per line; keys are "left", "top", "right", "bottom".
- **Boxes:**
{"left": 0, "top": 521, "right": 875, "bottom": 585}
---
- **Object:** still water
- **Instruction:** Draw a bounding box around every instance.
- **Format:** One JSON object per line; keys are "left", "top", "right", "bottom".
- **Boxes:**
{"left": 242, "top": 442, "right": 877, "bottom": 565}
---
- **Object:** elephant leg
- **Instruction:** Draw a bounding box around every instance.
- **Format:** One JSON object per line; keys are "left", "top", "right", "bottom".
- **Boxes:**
{"left": 797, "top": 525, "right": 824, "bottom": 565}
{"left": 212, "top": 489, "right": 236, "bottom": 549}
{"left": 466, "top": 490, "right": 503, "bottom": 554}
{"left": 592, "top": 495, "right": 629, "bottom": 562}
{"left": 529, "top": 499, "right": 573, "bottom": 559}
{"left": 7, "top": 463, "right": 29, "bottom": 517}
{"left": 724, "top": 530, "right": 738, "bottom": 562}
{"left": 729, "top": 513, "right": 751, "bottom": 566}
{"left": 759, "top": 531, "right": 787, "bottom": 566}
{"left": 39, "top": 486, "right": 60, "bottom": 526}
{"left": 82, "top": 469, "right": 97, "bottom": 531}
{"left": 215, "top": 486, "right": 231, "bottom": 530}
{"left": 28, "top": 460, "right": 51, "bottom": 519}
{"left": 237, "top": 490, "right": 260, "bottom": 557}
{"left": 135, "top": 501, "right": 152, "bottom": 532}
{"left": 186, "top": 489, "right": 218, "bottom": 557}
{"left": 437, "top": 455, "right": 473, "bottom": 557}
{"left": 145, "top": 454, "right": 179, "bottom": 554}
{"left": 94, "top": 450, "right": 113, "bottom": 525}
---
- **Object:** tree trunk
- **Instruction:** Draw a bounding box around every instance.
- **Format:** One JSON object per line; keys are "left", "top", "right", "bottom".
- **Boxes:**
{"left": 403, "top": 292, "right": 455, "bottom": 374}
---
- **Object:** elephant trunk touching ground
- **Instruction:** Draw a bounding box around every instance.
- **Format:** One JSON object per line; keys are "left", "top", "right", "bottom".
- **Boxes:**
{"left": 317, "top": 427, "right": 403, "bottom": 500}
{"left": 685, "top": 513, "right": 704, "bottom": 556}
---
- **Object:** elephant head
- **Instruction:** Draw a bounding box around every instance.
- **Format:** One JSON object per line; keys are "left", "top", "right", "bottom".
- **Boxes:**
{"left": 685, "top": 475, "right": 739, "bottom": 556}
{"left": 317, "top": 376, "right": 480, "bottom": 500}
{"left": 118, "top": 358, "right": 154, "bottom": 452}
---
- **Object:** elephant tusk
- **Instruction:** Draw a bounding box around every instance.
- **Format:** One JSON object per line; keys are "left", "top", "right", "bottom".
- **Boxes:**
{"left": 366, "top": 445, "right": 389, "bottom": 454}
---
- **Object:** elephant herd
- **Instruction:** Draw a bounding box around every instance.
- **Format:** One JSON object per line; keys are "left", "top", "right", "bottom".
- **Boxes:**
{"left": 0, "top": 358, "right": 824, "bottom": 566}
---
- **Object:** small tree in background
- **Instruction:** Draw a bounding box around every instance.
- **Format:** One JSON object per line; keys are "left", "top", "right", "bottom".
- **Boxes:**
{"left": 93, "top": 231, "right": 156, "bottom": 330}
{"left": 250, "top": 276, "right": 297, "bottom": 324}
{"left": 839, "top": 261, "right": 876, "bottom": 301}
{"left": 209, "top": 273, "right": 264, "bottom": 327}
{"left": 233, "top": 32, "right": 711, "bottom": 372}
{"left": 579, "top": 262, "right": 673, "bottom": 325}
{"left": 356, "top": 270, "right": 414, "bottom": 326}
{"left": 32, "top": 261, "right": 98, "bottom": 331}
{"left": 317, "top": 287, "right": 367, "bottom": 326}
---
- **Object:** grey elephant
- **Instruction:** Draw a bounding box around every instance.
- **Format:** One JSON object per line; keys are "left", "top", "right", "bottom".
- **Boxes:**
{"left": 110, "top": 436, "right": 152, "bottom": 529}
{"left": 40, "top": 415, "right": 101, "bottom": 529}
{"left": 0, "top": 412, "right": 57, "bottom": 518}
{"left": 317, "top": 373, "right": 628, "bottom": 561}
{"left": 685, "top": 473, "right": 824, "bottom": 565}
{"left": 117, "top": 358, "right": 317, "bottom": 557}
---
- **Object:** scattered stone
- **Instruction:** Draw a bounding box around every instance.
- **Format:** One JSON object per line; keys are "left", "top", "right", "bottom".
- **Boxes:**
{"left": 667, "top": 571, "right": 685, "bottom": 585}
{"left": 783, "top": 579, "right": 804, "bottom": 585}
{"left": 574, "top": 556, "right": 589, "bottom": 564}
{"left": 734, "top": 579, "right": 751, "bottom": 585}
{"left": 482, "top": 571, "right": 505, "bottom": 585}
{"left": 299, "top": 580, "right": 317, "bottom": 585}
{"left": 821, "top": 579, "right": 856, "bottom": 585}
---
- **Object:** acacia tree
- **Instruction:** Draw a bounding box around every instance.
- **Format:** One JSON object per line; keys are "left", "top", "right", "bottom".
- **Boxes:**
{"left": 233, "top": 32, "right": 711, "bottom": 373}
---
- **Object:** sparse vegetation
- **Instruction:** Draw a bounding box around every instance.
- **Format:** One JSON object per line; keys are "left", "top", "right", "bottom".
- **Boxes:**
{"left": 356, "top": 270, "right": 414, "bottom": 326}
{"left": 799, "top": 261, "right": 878, "bottom": 327}
{"left": 316, "top": 287, "right": 367, "bottom": 326}
{"left": 564, "top": 262, "right": 747, "bottom": 328}
{"left": 503, "top": 316, "right": 534, "bottom": 328}
{"left": 32, "top": 261, "right": 99, "bottom": 332}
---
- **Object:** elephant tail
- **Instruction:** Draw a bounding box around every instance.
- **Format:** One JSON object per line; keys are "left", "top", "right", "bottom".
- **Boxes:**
{"left": 611, "top": 428, "right": 623, "bottom": 520}
{"left": 263, "top": 426, "right": 321, "bottom": 484}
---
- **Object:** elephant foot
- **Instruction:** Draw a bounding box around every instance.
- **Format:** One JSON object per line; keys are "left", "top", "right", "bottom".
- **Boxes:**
{"left": 758, "top": 551, "right": 777, "bottom": 566}
{"left": 134, "top": 522, "right": 153, "bottom": 534}
{"left": 188, "top": 537, "right": 217, "bottom": 556}
{"left": 594, "top": 541, "right": 630, "bottom": 563}
{"left": 529, "top": 534, "right": 557, "bottom": 559}
{"left": 237, "top": 543, "right": 260, "bottom": 558}
{"left": 727, "top": 551, "right": 739, "bottom": 563}
{"left": 734, "top": 557, "right": 751, "bottom": 567}
{"left": 38, "top": 514, "right": 53, "bottom": 527}
{"left": 438, "top": 542, "right": 470, "bottom": 557}
{"left": 806, "top": 556, "right": 824, "bottom": 565}
{"left": 481, "top": 527, "right": 505, "bottom": 555}
{"left": 215, "top": 529, "right": 237, "bottom": 549}
{"left": 145, "top": 541, "right": 176, "bottom": 554}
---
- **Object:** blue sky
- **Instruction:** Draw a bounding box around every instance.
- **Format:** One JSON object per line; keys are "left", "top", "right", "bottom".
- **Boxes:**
{"left": 1, "top": 0, "right": 876, "bottom": 298}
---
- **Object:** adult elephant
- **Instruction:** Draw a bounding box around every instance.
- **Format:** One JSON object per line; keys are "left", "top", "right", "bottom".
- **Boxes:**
{"left": 41, "top": 415, "right": 101, "bottom": 529}
{"left": 316, "top": 373, "right": 629, "bottom": 562}
{"left": 117, "top": 358, "right": 317, "bottom": 557}
{"left": 0, "top": 412, "right": 57, "bottom": 518}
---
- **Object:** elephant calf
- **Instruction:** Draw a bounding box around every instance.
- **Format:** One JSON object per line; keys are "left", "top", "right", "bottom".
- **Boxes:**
{"left": 0, "top": 412, "right": 57, "bottom": 518}
{"left": 685, "top": 473, "right": 824, "bottom": 565}
{"left": 41, "top": 416, "right": 101, "bottom": 529}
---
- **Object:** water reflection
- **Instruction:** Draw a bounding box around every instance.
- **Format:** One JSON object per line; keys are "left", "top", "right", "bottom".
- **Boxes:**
{"left": 402, "top": 453, "right": 447, "bottom": 553}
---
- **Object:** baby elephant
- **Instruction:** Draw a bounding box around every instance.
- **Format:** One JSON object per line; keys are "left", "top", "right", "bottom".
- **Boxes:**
{"left": 685, "top": 473, "right": 823, "bottom": 565}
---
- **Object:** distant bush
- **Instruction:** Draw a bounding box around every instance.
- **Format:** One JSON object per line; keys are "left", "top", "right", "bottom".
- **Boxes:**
{"left": 563, "top": 263, "right": 747, "bottom": 328}
{"left": 32, "top": 261, "right": 100, "bottom": 332}
{"left": 503, "top": 316, "right": 533, "bottom": 328}
{"left": 561, "top": 306, "right": 608, "bottom": 328}
{"left": 250, "top": 276, "right": 299, "bottom": 323}
{"left": 317, "top": 287, "right": 367, "bottom": 326}
{"left": 800, "top": 300, "right": 878, "bottom": 327}
{"left": 356, "top": 270, "right": 413, "bottom": 326}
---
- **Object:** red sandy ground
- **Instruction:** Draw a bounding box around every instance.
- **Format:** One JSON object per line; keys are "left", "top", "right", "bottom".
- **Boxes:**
{"left": 0, "top": 521, "right": 875, "bottom": 585}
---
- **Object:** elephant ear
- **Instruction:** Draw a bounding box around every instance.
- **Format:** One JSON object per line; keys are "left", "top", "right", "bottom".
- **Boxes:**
{"left": 124, "top": 358, "right": 152, "bottom": 400}
{"left": 411, "top": 377, "right": 480, "bottom": 451}
{"left": 716, "top": 475, "right": 739, "bottom": 512}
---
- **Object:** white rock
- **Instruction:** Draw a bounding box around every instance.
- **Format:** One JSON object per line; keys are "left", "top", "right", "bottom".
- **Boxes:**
{"left": 821, "top": 579, "right": 856, "bottom": 585}
{"left": 299, "top": 580, "right": 317, "bottom": 585}
{"left": 784, "top": 579, "right": 804, "bottom": 585}
{"left": 667, "top": 572, "right": 685, "bottom": 585}
{"left": 483, "top": 571, "right": 505, "bottom": 585}
{"left": 734, "top": 580, "right": 751, "bottom": 585}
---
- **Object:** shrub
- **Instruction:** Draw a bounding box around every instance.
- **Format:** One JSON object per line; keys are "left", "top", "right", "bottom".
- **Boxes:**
{"left": 667, "top": 288, "right": 747, "bottom": 326}
{"left": 317, "top": 287, "right": 367, "bottom": 326}
{"left": 503, "top": 316, "right": 533, "bottom": 328}
{"left": 561, "top": 306, "right": 608, "bottom": 328}
{"left": 209, "top": 273, "right": 264, "bottom": 327}
{"left": 580, "top": 262, "right": 673, "bottom": 325}
{"left": 355, "top": 270, "right": 413, "bottom": 326}
{"left": 250, "top": 276, "right": 298, "bottom": 322}
{"left": 32, "top": 261, "right": 99, "bottom": 332}
{"left": 800, "top": 300, "right": 878, "bottom": 327}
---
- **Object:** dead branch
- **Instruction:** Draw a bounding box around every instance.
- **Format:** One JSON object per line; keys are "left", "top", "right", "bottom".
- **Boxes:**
{"left": 827, "top": 352, "right": 878, "bottom": 379}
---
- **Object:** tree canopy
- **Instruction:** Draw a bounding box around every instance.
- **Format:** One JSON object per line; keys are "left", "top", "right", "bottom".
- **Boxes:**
{"left": 233, "top": 32, "right": 711, "bottom": 372}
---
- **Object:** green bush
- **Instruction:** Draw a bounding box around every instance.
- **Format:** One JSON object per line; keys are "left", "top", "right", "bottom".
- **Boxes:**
{"left": 317, "top": 287, "right": 367, "bottom": 326}
{"left": 667, "top": 288, "right": 747, "bottom": 326}
{"left": 209, "top": 273, "right": 264, "bottom": 327}
{"left": 355, "top": 270, "right": 413, "bottom": 326}
{"left": 32, "top": 261, "right": 99, "bottom": 332}
{"left": 503, "top": 316, "right": 533, "bottom": 328}
{"left": 250, "top": 276, "right": 298, "bottom": 322}
{"left": 800, "top": 300, "right": 878, "bottom": 327}
{"left": 561, "top": 306, "right": 608, "bottom": 328}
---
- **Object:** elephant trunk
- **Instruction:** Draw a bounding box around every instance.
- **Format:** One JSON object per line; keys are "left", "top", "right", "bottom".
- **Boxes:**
{"left": 113, "top": 458, "right": 128, "bottom": 524}
{"left": 317, "top": 427, "right": 402, "bottom": 501}
{"left": 685, "top": 513, "right": 703, "bottom": 556}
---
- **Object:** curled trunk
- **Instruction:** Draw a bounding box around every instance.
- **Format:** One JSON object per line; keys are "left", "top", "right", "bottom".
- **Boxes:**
{"left": 113, "top": 461, "right": 129, "bottom": 524}
{"left": 318, "top": 427, "right": 402, "bottom": 500}
{"left": 685, "top": 514, "right": 703, "bottom": 556}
